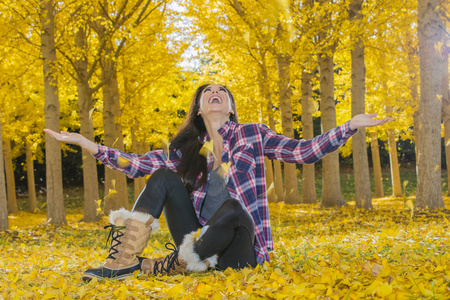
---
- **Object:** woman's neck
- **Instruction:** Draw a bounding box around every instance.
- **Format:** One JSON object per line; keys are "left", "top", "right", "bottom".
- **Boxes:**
{"left": 203, "top": 115, "right": 229, "bottom": 140}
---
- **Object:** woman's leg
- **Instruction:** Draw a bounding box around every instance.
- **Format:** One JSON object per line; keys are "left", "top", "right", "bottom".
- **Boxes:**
{"left": 193, "top": 199, "right": 257, "bottom": 269}
{"left": 83, "top": 168, "right": 200, "bottom": 281}
{"left": 133, "top": 168, "right": 202, "bottom": 246}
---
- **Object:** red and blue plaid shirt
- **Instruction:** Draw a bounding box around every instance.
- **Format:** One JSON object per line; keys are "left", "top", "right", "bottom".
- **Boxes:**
{"left": 94, "top": 121, "right": 357, "bottom": 264}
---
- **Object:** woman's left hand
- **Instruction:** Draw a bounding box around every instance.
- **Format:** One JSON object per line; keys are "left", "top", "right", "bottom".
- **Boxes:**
{"left": 349, "top": 113, "right": 392, "bottom": 131}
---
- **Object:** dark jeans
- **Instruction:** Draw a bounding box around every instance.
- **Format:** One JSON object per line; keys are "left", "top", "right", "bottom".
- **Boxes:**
{"left": 133, "top": 168, "right": 257, "bottom": 270}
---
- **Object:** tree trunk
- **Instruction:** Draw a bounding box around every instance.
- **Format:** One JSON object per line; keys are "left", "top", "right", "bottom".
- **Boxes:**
{"left": 267, "top": 101, "right": 284, "bottom": 202}
{"left": 25, "top": 141, "right": 37, "bottom": 212}
{"left": 0, "top": 122, "right": 9, "bottom": 230}
{"left": 41, "top": 0, "right": 66, "bottom": 224}
{"left": 387, "top": 126, "right": 403, "bottom": 197}
{"left": 349, "top": 0, "right": 372, "bottom": 209}
{"left": 3, "top": 139, "right": 18, "bottom": 214}
{"left": 442, "top": 21, "right": 450, "bottom": 196}
{"left": 276, "top": 52, "right": 300, "bottom": 204}
{"left": 318, "top": 52, "right": 344, "bottom": 207}
{"left": 131, "top": 128, "right": 146, "bottom": 202}
{"left": 102, "top": 44, "right": 129, "bottom": 213}
{"left": 75, "top": 25, "right": 101, "bottom": 222}
{"left": 416, "top": 0, "right": 444, "bottom": 208}
{"left": 258, "top": 63, "right": 279, "bottom": 202}
{"left": 301, "top": 70, "right": 317, "bottom": 204}
{"left": 370, "top": 131, "right": 384, "bottom": 198}
{"left": 112, "top": 73, "right": 129, "bottom": 209}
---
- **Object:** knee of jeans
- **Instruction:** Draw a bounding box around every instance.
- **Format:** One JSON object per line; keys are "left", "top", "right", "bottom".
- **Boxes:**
{"left": 221, "top": 199, "right": 249, "bottom": 220}
{"left": 148, "top": 168, "right": 178, "bottom": 184}
{"left": 221, "top": 199, "right": 255, "bottom": 238}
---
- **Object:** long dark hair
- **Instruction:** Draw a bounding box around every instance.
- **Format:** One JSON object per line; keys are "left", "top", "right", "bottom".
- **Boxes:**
{"left": 170, "top": 84, "right": 239, "bottom": 192}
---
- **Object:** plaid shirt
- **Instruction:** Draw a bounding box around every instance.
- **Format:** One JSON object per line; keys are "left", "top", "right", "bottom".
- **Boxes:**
{"left": 93, "top": 120, "right": 357, "bottom": 264}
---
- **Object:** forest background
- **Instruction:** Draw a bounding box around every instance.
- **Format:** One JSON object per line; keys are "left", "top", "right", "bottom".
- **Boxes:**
{"left": 0, "top": 0, "right": 450, "bottom": 298}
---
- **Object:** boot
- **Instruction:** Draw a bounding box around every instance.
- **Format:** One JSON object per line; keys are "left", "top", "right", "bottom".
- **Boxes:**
{"left": 141, "top": 231, "right": 218, "bottom": 276}
{"left": 82, "top": 208, "right": 159, "bottom": 282}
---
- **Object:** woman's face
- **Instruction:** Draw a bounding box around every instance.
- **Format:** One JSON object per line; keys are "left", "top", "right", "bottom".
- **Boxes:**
{"left": 198, "top": 84, "right": 233, "bottom": 117}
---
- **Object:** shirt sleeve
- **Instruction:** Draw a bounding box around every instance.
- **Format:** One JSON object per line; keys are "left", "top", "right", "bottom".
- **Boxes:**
{"left": 92, "top": 145, "right": 181, "bottom": 178}
{"left": 259, "top": 121, "right": 357, "bottom": 164}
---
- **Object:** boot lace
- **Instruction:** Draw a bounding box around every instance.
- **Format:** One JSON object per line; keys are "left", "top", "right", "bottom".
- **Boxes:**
{"left": 153, "top": 243, "right": 181, "bottom": 275}
{"left": 104, "top": 224, "right": 126, "bottom": 260}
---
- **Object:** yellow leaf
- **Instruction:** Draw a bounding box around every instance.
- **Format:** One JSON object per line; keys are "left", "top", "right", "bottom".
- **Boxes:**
{"left": 435, "top": 165, "right": 440, "bottom": 172}
{"left": 167, "top": 284, "right": 185, "bottom": 297}
{"left": 161, "top": 138, "right": 170, "bottom": 162}
{"left": 405, "top": 199, "right": 414, "bottom": 219}
{"left": 221, "top": 161, "right": 231, "bottom": 173}
{"left": 89, "top": 108, "right": 95, "bottom": 124}
{"left": 199, "top": 140, "right": 215, "bottom": 158}
{"left": 372, "top": 263, "right": 382, "bottom": 276}
{"left": 112, "top": 137, "right": 119, "bottom": 147}
{"left": 376, "top": 283, "right": 393, "bottom": 297}
{"left": 402, "top": 180, "right": 409, "bottom": 189}
{"left": 266, "top": 183, "right": 275, "bottom": 196}
{"left": 117, "top": 157, "right": 131, "bottom": 168}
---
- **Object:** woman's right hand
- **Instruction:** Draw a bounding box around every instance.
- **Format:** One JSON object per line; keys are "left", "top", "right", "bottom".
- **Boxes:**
{"left": 44, "top": 129, "right": 99, "bottom": 153}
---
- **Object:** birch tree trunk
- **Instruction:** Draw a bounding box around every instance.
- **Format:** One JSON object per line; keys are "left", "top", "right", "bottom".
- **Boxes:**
{"left": 370, "top": 131, "right": 384, "bottom": 198}
{"left": 416, "top": 0, "right": 444, "bottom": 208}
{"left": 75, "top": 25, "right": 101, "bottom": 222}
{"left": 301, "top": 70, "right": 317, "bottom": 203}
{"left": 349, "top": 0, "right": 372, "bottom": 209}
{"left": 0, "top": 122, "right": 8, "bottom": 230}
{"left": 40, "top": 0, "right": 66, "bottom": 224}
{"left": 276, "top": 52, "right": 300, "bottom": 204}
{"left": 25, "top": 141, "right": 37, "bottom": 212}
{"left": 3, "top": 139, "right": 18, "bottom": 213}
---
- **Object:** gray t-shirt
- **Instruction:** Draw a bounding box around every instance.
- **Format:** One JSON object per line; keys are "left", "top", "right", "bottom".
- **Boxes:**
{"left": 200, "top": 166, "right": 231, "bottom": 220}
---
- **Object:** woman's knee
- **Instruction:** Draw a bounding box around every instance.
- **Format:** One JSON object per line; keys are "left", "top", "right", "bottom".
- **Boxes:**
{"left": 145, "top": 168, "right": 183, "bottom": 188}
{"left": 217, "top": 199, "right": 253, "bottom": 225}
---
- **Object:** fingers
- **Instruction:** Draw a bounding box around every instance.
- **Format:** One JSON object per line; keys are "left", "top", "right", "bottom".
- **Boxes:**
{"left": 44, "top": 129, "right": 60, "bottom": 140}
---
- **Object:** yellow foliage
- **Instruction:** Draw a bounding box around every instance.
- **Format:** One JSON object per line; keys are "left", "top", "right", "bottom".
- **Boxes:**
{"left": 1, "top": 197, "right": 450, "bottom": 299}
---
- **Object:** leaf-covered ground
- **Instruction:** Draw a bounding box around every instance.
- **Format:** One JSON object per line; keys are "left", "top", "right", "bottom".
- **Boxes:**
{"left": 1, "top": 197, "right": 450, "bottom": 299}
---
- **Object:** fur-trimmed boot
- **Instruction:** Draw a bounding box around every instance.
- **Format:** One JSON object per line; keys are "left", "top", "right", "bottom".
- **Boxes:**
{"left": 141, "top": 231, "right": 218, "bottom": 276}
{"left": 82, "top": 208, "right": 159, "bottom": 282}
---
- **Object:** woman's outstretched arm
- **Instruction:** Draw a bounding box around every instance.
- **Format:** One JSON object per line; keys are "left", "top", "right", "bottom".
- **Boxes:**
{"left": 261, "top": 113, "right": 392, "bottom": 164}
{"left": 44, "top": 129, "right": 99, "bottom": 154}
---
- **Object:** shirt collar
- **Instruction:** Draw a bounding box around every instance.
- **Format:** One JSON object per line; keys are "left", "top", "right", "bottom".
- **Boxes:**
{"left": 201, "top": 120, "right": 235, "bottom": 143}
{"left": 218, "top": 120, "right": 234, "bottom": 140}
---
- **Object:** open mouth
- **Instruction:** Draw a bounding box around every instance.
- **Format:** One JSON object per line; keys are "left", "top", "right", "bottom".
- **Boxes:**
{"left": 209, "top": 96, "right": 222, "bottom": 104}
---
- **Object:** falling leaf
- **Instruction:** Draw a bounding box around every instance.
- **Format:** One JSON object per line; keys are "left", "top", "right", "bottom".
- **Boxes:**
{"left": 434, "top": 165, "right": 440, "bottom": 172}
{"left": 402, "top": 180, "right": 409, "bottom": 190}
{"left": 405, "top": 199, "right": 414, "bottom": 218}
{"left": 199, "top": 140, "right": 215, "bottom": 159}
{"left": 89, "top": 108, "right": 95, "bottom": 124}
{"left": 111, "top": 137, "right": 119, "bottom": 148}
{"left": 161, "top": 138, "right": 170, "bottom": 162}
{"left": 266, "top": 183, "right": 275, "bottom": 196}
{"left": 117, "top": 157, "right": 131, "bottom": 168}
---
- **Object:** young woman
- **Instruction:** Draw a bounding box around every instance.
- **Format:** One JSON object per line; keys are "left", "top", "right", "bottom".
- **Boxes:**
{"left": 45, "top": 84, "right": 391, "bottom": 281}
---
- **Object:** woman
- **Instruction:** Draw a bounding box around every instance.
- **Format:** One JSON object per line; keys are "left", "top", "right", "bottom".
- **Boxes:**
{"left": 45, "top": 84, "right": 391, "bottom": 281}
